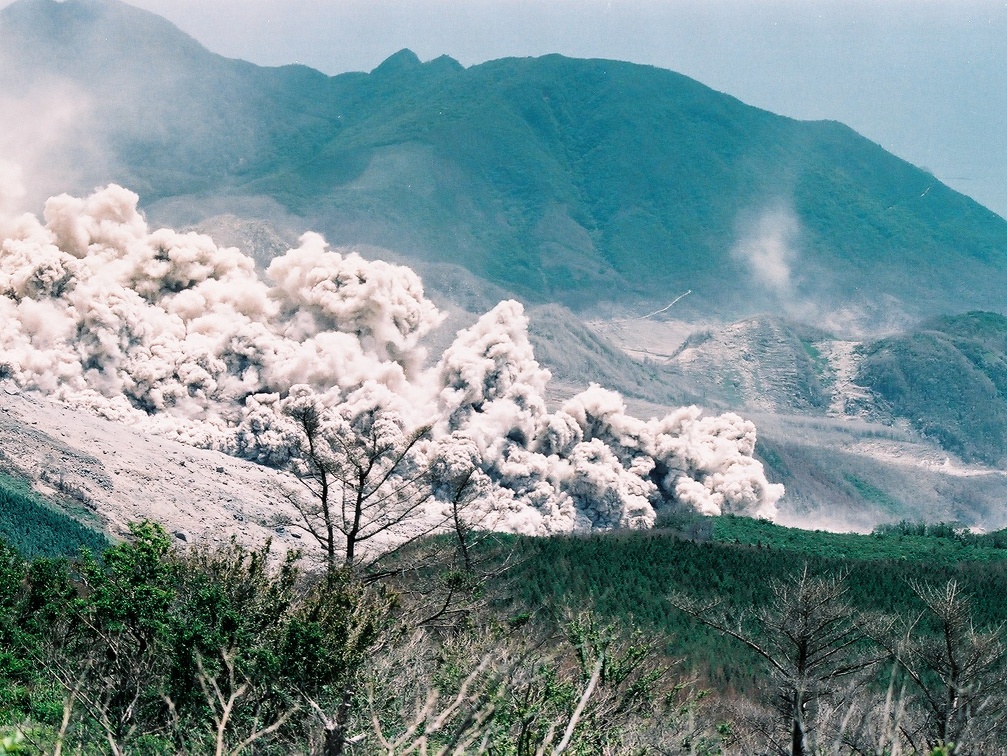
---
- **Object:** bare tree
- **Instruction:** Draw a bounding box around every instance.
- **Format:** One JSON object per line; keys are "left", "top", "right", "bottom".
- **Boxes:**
{"left": 283, "top": 393, "right": 518, "bottom": 638}
{"left": 160, "top": 647, "right": 298, "bottom": 756}
{"left": 366, "top": 647, "right": 500, "bottom": 754}
{"left": 369, "top": 468, "right": 518, "bottom": 632}
{"left": 878, "top": 579, "right": 1007, "bottom": 754}
{"left": 361, "top": 613, "right": 720, "bottom": 755}
{"left": 670, "top": 566, "right": 881, "bottom": 756}
{"left": 284, "top": 395, "right": 435, "bottom": 572}
{"left": 35, "top": 626, "right": 163, "bottom": 756}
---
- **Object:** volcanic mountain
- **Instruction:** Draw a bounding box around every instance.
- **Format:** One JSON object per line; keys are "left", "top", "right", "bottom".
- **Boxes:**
{"left": 2, "top": 0, "right": 1006, "bottom": 325}
{"left": 6, "top": 0, "right": 1007, "bottom": 539}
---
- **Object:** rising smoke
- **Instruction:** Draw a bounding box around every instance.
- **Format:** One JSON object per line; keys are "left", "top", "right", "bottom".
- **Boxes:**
{"left": 730, "top": 203, "right": 913, "bottom": 336}
{"left": 0, "top": 79, "right": 103, "bottom": 211}
{"left": 0, "top": 182, "right": 783, "bottom": 533}
{"left": 731, "top": 203, "right": 800, "bottom": 294}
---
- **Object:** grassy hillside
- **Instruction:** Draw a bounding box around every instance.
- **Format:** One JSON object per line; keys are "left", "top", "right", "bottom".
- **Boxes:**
{"left": 858, "top": 311, "right": 1007, "bottom": 465}
{"left": 498, "top": 514, "right": 1007, "bottom": 691}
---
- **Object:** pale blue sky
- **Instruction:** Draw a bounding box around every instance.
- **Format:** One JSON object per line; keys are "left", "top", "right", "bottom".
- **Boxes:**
{"left": 9, "top": 0, "right": 1007, "bottom": 217}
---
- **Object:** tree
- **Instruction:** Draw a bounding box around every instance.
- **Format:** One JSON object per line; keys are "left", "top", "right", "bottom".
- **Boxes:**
{"left": 367, "top": 468, "right": 518, "bottom": 633}
{"left": 670, "top": 566, "right": 880, "bottom": 756}
{"left": 880, "top": 579, "right": 1007, "bottom": 754}
{"left": 283, "top": 389, "right": 435, "bottom": 572}
{"left": 46, "top": 521, "right": 178, "bottom": 754}
{"left": 20, "top": 522, "right": 392, "bottom": 754}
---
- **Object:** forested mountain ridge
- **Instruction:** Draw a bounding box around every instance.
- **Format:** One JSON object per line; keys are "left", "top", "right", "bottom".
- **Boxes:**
{"left": 3, "top": 0, "right": 1007, "bottom": 321}
{"left": 857, "top": 311, "right": 1007, "bottom": 466}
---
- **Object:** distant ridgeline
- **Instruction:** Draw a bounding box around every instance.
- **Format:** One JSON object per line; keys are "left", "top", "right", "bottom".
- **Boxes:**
{"left": 2, "top": 0, "right": 1007, "bottom": 319}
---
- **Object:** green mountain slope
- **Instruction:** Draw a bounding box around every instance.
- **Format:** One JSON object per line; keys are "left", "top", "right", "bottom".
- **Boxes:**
{"left": 4, "top": 0, "right": 1007, "bottom": 319}
{"left": 0, "top": 472, "right": 108, "bottom": 558}
{"left": 497, "top": 516, "right": 1007, "bottom": 691}
{"left": 857, "top": 312, "right": 1007, "bottom": 466}
{"left": 249, "top": 52, "right": 1007, "bottom": 318}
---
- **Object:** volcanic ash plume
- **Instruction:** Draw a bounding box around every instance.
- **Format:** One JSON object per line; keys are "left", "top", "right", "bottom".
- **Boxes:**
{"left": 0, "top": 183, "right": 784, "bottom": 533}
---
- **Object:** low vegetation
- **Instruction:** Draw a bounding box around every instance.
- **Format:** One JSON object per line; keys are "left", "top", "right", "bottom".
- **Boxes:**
{"left": 0, "top": 522, "right": 717, "bottom": 754}
{"left": 0, "top": 473, "right": 107, "bottom": 559}
{"left": 0, "top": 508, "right": 1006, "bottom": 753}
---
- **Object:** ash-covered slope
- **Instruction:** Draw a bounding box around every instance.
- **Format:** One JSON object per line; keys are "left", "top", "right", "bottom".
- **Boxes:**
{"left": 525, "top": 304, "right": 699, "bottom": 407}
{"left": 3, "top": 0, "right": 1007, "bottom": 322}
{"left": 666, "top": 317, "right": 833, "bottom": 413}
{"left": 0, "top": 385, "right": 306, "bottom": 551}
{"left": 589, "top": 314, "right": 1007, "bottom": 531}
{"left": 751, "top": 412, "right": 1007, "bottom": 533}
{"left": 0, "top": 179, "right": 784, "bottom": 546}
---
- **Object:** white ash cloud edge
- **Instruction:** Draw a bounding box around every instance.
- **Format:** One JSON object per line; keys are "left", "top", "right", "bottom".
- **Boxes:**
{"left": 0, "top": 181, "right": 784, "bottom": 535}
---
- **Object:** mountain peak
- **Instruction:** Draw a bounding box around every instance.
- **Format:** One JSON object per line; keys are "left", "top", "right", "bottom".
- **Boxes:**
{"left": 2, "top": 0, "right": 127, "bottom": 25}
{"left": 428, "top": 54, "right": 464, "bottom": 73}
{"left": 0, "top": 0, "right": 207, "bottom": 64}
{"left": 371, "top": 48, "right": 422, "bottom": 75}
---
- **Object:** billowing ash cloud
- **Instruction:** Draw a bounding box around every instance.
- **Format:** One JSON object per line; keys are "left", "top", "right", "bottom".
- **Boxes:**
{"left": 0, "top": 181, "right": 783, "bottom": 534}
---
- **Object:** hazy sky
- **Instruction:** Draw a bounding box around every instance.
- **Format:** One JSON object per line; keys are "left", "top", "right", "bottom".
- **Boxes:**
{"left": 9, "top": 0, "right": 1007, "bottom": 217}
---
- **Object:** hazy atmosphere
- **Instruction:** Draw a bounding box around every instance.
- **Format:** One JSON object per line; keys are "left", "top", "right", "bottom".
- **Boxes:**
{"left": 7, "top": 2, "right": 1007, "bottom": 752}
{"left": 10, "top": 0, "right": 1004, "bottom": 218}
